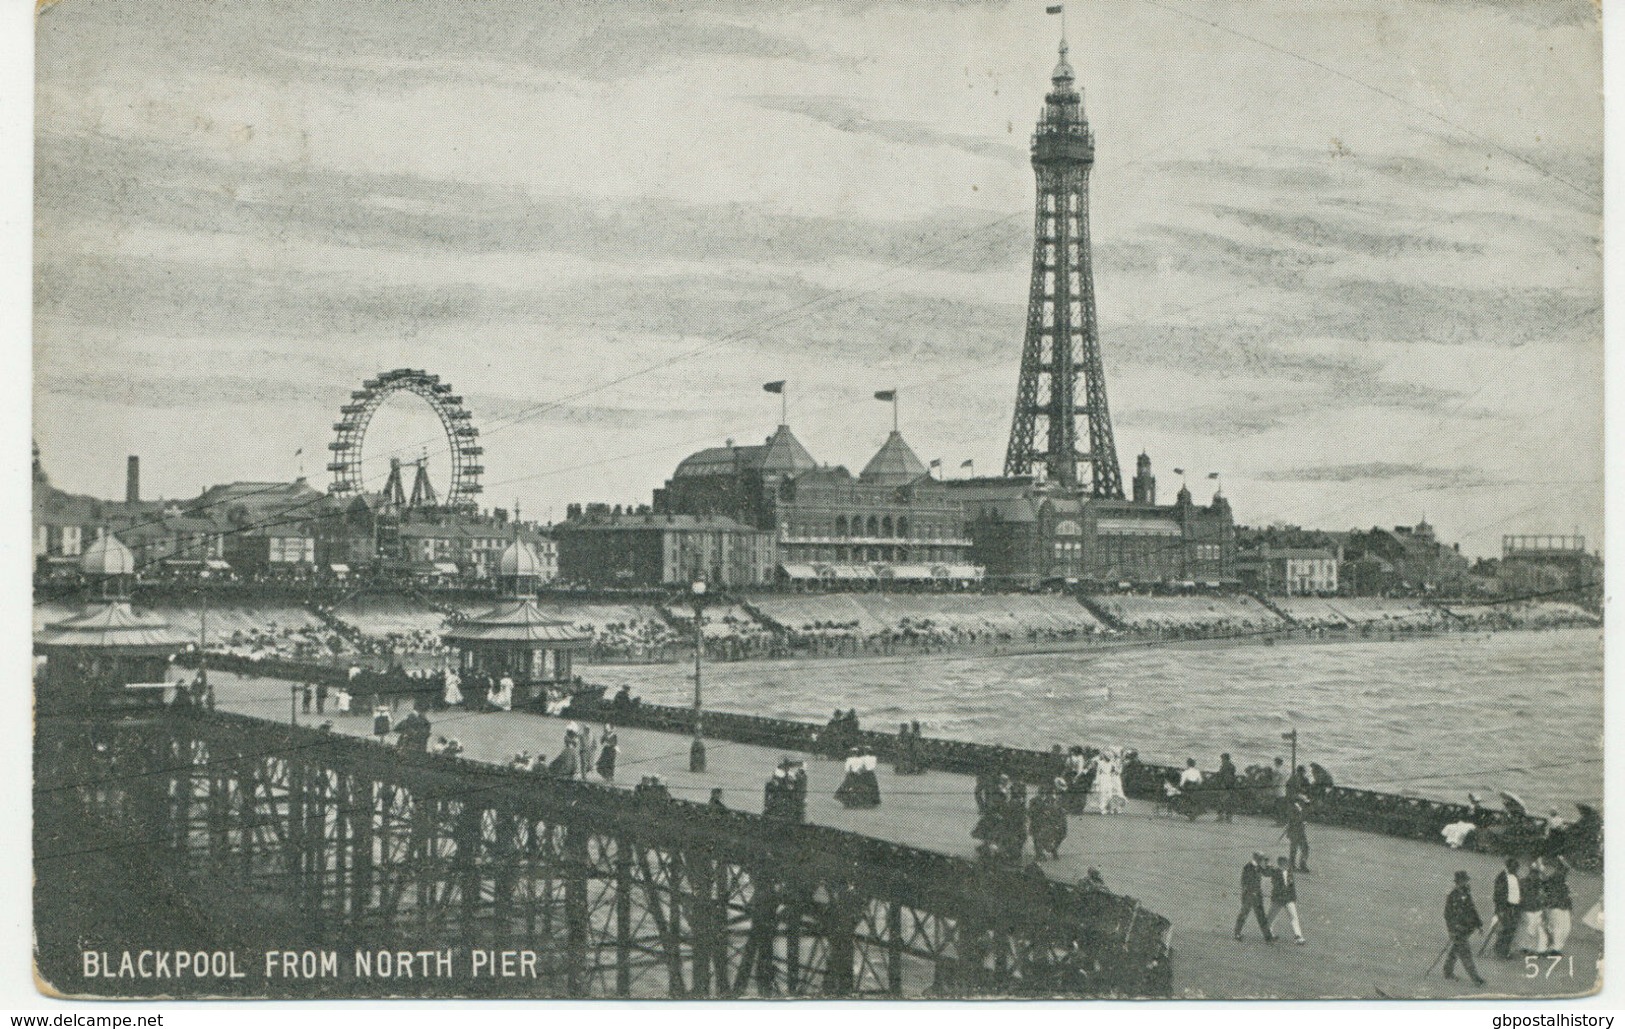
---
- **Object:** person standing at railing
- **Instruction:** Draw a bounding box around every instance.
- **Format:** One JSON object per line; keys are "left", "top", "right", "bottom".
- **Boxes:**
{"left": 1285, "top": 799, "right": 1311, "bottom": 872}
{"left": 1212, "top": 754, "right": 1238, "bottom": 823}
{"left": 1271, "top": 757, "right": 1289, "bottom": 823}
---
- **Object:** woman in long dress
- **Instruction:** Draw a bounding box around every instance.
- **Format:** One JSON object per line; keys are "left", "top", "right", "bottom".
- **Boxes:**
{"left": 596, "top": 728, "right": 619, "bottom": 782}
{"left": 491, "top": 674, "right": 513, "bottom": 712}
{"left": 442, "top": 670, "right": 463, "bottom": 708}
{"left": 1095, "top": 749, "right": 1126, "bottom": 815}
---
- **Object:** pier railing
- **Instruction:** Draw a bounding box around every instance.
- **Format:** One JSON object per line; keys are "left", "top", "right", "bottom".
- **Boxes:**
{"left": 565, "top": 699, "right": 1597, "bottom": 869}
{"left": 173, "top": 653, "right": 1597, "bottom": 869}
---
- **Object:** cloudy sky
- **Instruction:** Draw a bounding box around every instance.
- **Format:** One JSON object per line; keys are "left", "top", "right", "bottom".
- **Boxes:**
{"left": 32, "top": 0, "right": 1601, "bottom": 555}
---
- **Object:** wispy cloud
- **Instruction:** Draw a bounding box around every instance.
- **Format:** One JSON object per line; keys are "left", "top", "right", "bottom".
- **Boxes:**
{"left": 36, "top": 132, "right": 1030, "bottom": 273}
{"left": 750, "top": 95, "right": 1026, "bottom": 166}
{"left": 1258, "top": 462, "right": 1502, "bottom": 487}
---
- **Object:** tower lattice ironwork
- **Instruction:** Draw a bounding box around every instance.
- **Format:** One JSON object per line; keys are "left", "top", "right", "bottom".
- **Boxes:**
{"left": 1004, "top": 38, "right": 1124, "bottom": 498}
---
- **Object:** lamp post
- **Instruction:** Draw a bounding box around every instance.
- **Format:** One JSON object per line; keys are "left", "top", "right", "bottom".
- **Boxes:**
{"left": 689, "top": 579, "right": 708, "bottom": 773}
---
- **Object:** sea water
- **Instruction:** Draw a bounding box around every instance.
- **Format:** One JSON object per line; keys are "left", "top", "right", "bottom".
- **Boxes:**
{"left": 609, "top": 627, "right": 1603, "bottom": 814}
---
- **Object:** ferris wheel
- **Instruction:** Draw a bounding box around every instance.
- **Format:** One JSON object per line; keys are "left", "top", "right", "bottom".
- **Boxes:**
{"left": 327, "top": 368, "right": 483, "bottom": 509}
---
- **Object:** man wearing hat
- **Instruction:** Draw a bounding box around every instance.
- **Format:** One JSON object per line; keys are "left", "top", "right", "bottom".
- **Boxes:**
{"left": 1443, "top": 870, "right": 1487, "bottom": 985}
{"left": 1234, "top": 853, "right": 1275, "bottom": 943}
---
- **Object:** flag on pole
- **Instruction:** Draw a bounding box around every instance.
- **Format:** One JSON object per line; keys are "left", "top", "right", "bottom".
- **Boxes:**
{"left": 960, "top": 459, "right": 974, "bottom": 469}
{"left": 929, "top": 459, "right": 942, "bottom": 468}
{"left": 294, "top": 448, "right": 303, "bottom": 456}
{"left": 1046, "top": 4, "right": 1063, "bottom": 13}
{"left": 874, "top": 390, "right": 896, "bottom": 402}
{"left": 1208, "top": 471, "right": 1221, "bottom": 479}
{"left": 1173, "top": 468, "right": 1185, "bottom": 475}
{"left": 763, "top": 381, "right": 786, "bottom": 394}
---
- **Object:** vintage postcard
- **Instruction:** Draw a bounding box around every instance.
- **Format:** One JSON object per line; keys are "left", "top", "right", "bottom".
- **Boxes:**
{"left": 30, "top": 0, "right": 1602, "bottom": 1002}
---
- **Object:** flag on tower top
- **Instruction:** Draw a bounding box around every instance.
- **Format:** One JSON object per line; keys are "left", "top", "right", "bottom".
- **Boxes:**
{"left": 1207, "top": 472, "right": 1220, "bottom": 479}
{"left": 929, "top": 459, "right": 942, "bottom": 468}
{"left": 874, "top": 390, "right": 896, "bottom": 402}
{"left": 960, "top": 459, "right": 975, "bottom": 469}
{"left": 1046, "top": 4, "right": 1063, "bottom": 14}
{"left": 763, "top": 381, "right": 785, "bottom": 394}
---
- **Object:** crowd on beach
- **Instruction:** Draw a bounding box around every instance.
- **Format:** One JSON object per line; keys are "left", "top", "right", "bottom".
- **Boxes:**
{"left": 242, "top": 598, "right": 1605, "bottom": 674}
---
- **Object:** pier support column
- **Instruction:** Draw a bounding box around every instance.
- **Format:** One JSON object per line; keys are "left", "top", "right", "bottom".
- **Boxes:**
{"left": 563, "top": 823, "right": 590, "bottom": 996}
{"left": 614, "top": 837, "right": 633, "bottom": 998}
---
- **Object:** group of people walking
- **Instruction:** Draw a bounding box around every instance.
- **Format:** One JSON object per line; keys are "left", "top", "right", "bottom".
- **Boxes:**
{"left": 764, "top": 757, "right": 809, "bottom": 822}
{"left": 1053, "top": 744, "right": 1127, "bottom": 815}
{"left": 1233, "top": 852, "right": 1307, "bottom": 945}
{"left": 1434, "top": 853, "right": 1578, "bottom": 989}
{"left": 1489, "top": 856, "right": 1575, "bottom": 959}
{"left": 894, "top": 721, "right": 927, "bottom": 774}
{"left": 504, "top": 722, "right": 620, "bottom": 781}
{"left": 970, "top": 774, "right": 1068, "bottom": 863}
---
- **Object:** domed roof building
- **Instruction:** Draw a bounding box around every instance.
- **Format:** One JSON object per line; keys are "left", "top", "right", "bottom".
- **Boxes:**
{"left": 442, "top": 531, "right": 588, "bottom": 697}
{"left": 652, "top": 420, "right": 979, "bottom": 582}
{"left": 497, "top": 538, "right": 545, "bottom": 583}
{"left": 35, "top": 531, "right": 190, "bottom": 712}
{"left": 80, "top": 531, "right": 136, "bottom": 579}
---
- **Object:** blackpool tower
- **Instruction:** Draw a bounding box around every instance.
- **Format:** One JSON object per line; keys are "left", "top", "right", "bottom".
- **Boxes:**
{"left": 1003, "top": 34, "right": 1124, "bottom": 498}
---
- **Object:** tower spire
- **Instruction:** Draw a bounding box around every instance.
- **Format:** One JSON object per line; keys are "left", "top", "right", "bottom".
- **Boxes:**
{"left": 1003, "top": 17, "right": 1124, "bottom": 498}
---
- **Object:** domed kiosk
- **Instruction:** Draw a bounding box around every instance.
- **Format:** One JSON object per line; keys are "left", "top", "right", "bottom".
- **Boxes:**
{"left": 34, "top": 533, "right": 191, "bottom": 713}
{"left": 441, "top": 538, "right": 589, "bottom": 706}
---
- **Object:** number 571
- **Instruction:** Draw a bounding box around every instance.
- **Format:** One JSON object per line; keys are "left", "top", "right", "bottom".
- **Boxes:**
{"left": 1525, "top": 955, "right": 1574, "bottom": 978}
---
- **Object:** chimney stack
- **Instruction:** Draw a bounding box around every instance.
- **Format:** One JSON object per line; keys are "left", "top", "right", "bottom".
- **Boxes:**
{"left": 126, "top": 456, "right": 140, "bottom": 504}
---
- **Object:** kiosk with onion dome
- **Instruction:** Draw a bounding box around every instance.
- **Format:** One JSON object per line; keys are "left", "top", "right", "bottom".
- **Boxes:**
{"left": 441, "top": 537, "right": 589, "bottom": 708}
{"left": 34, "top": 533, "right": 192, "bottom": 713}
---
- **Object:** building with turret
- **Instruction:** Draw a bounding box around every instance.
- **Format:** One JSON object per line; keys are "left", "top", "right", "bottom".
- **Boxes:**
{"left": 653, "top": 424, "right": 979, "bottom": 585}
{"left": 948, "top": 460, "right": 1235, "bottom": 589}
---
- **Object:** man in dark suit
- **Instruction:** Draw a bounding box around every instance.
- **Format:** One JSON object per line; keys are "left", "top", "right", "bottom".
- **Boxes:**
{"left": 1234, "top": 853, "right": 1275, "bottom": 942}
{"left": 1492, "top": 858, "right": 1522, "bottom": 959}
{"left": 1443, "top": 870, "right": 1486, "bottom": 986}
{"left": 1212, "top": 753, "right": 1238, "bottom": 822}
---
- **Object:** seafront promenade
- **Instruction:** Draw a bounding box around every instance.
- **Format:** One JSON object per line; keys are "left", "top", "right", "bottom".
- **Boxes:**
{"left": 210, "top": 670, "right": 1601, "bottom": 1000}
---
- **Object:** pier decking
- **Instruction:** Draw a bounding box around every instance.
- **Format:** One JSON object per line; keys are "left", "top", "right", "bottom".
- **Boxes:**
{"left": 212, "top": 671, "right": 1601, "bottom": 1000}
